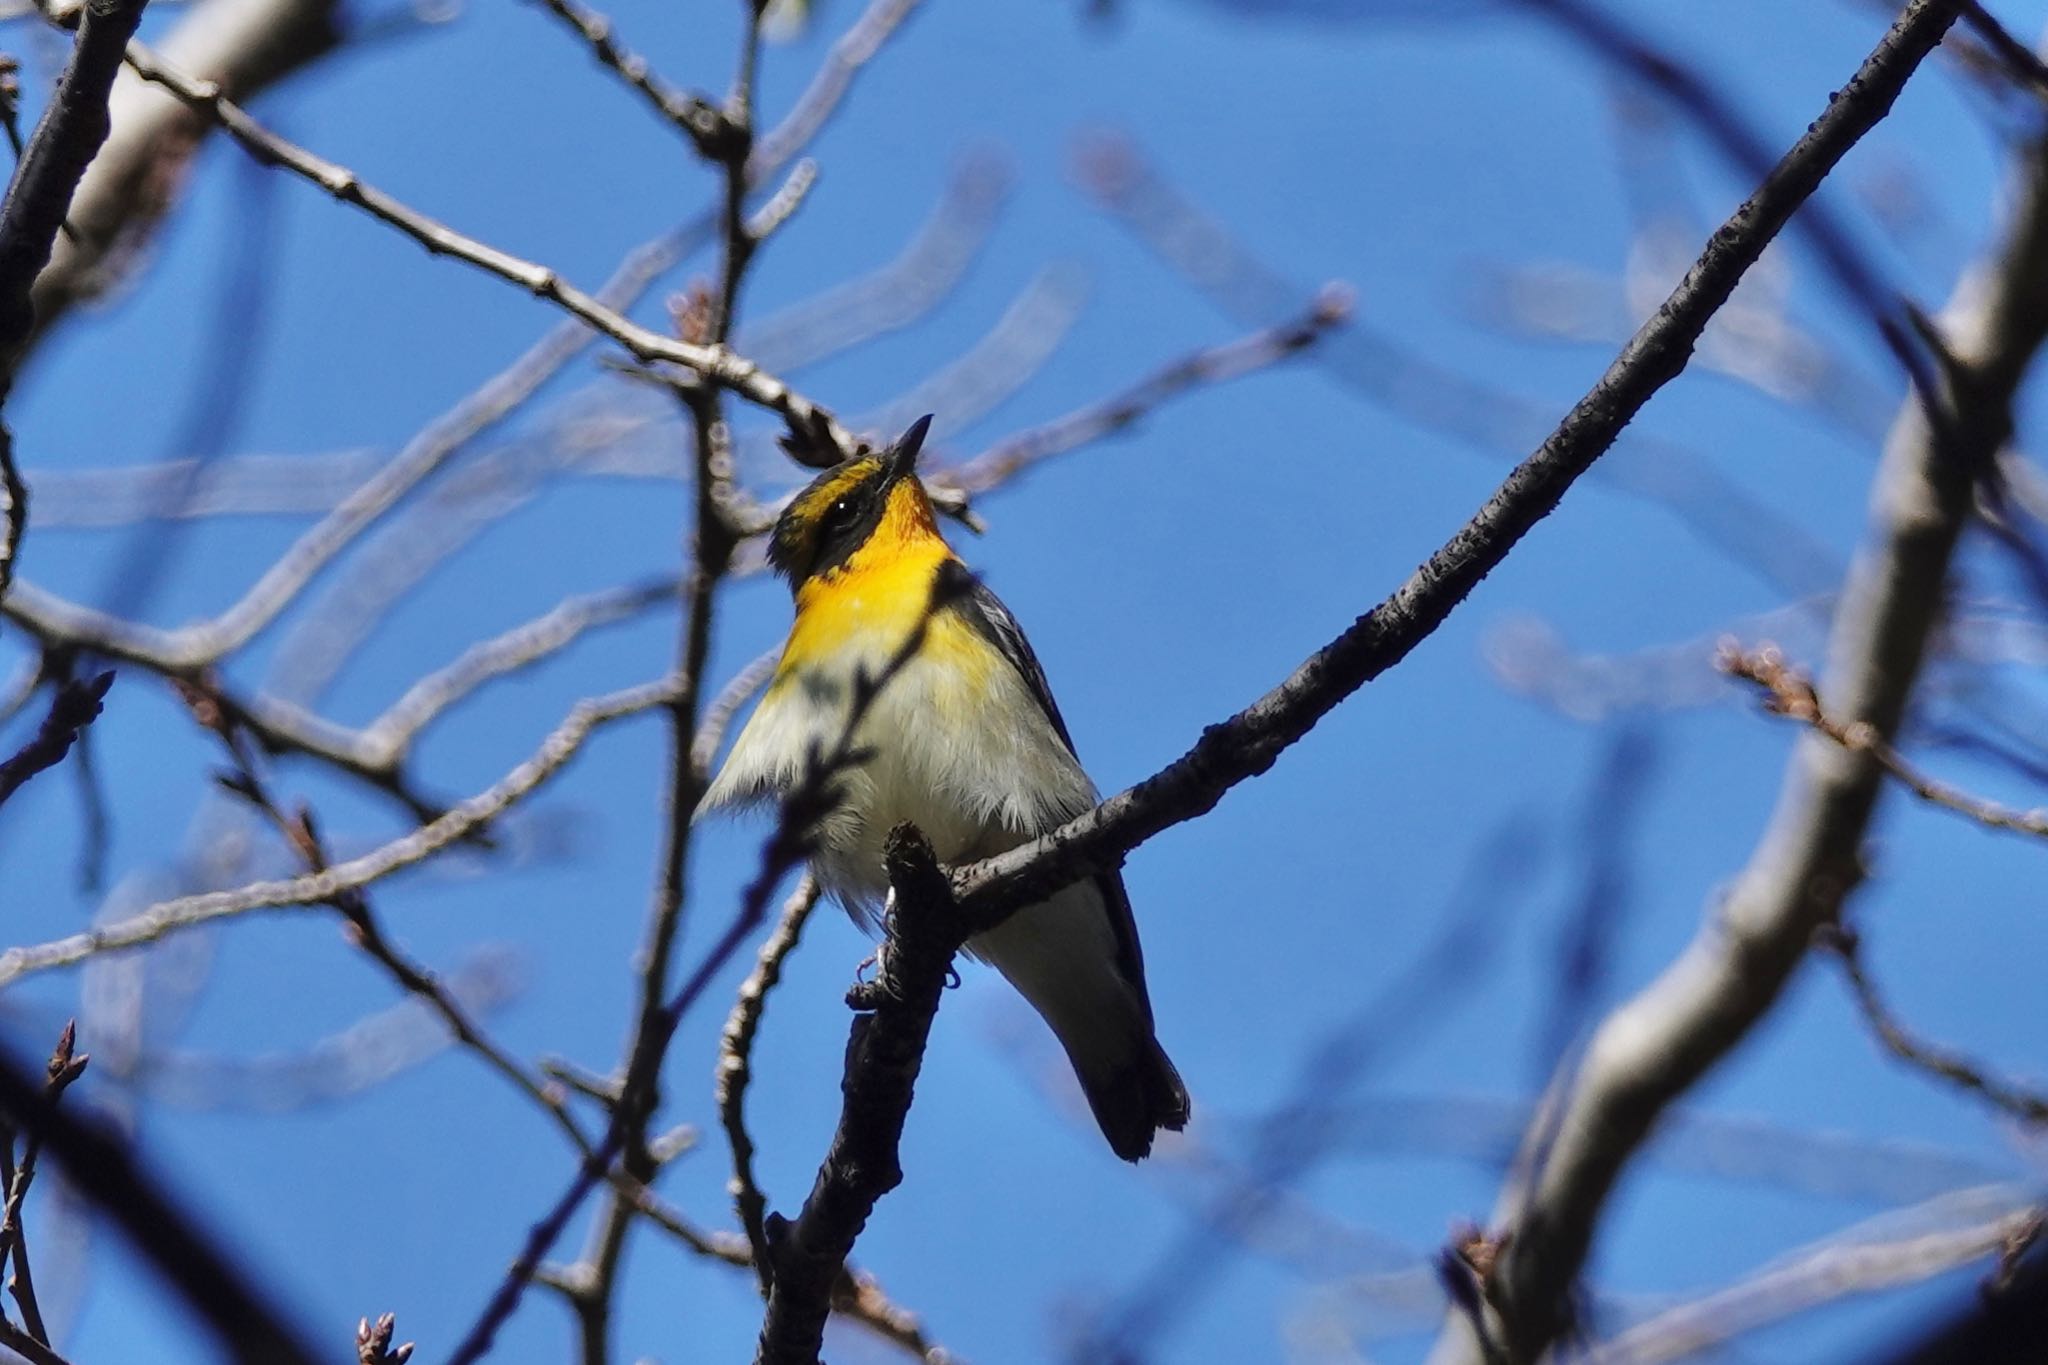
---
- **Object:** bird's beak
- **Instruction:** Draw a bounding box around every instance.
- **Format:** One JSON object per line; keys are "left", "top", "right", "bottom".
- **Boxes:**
{"left": 884, "top": 414, "right": 933, "bottom": 484}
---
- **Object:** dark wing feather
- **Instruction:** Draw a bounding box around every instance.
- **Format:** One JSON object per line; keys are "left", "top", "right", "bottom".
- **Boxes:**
{"left": 936, "top": 560, "right": 1155, "bottom": 1014}
{"left": 936, "top": 559, "right": 1078, "bottom": 754}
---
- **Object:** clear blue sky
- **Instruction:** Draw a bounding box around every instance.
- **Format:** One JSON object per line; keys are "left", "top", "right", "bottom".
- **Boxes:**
{"left": 2, "top": 0, "right": 2045, "bottom": 1361}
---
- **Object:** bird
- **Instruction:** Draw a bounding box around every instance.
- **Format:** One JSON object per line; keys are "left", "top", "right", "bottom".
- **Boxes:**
{"left": 700, "top": 414, "right": 1189, "bottom": 1160}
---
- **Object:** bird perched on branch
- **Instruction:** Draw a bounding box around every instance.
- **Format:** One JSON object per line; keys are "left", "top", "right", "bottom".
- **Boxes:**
{"left": 702, "top": 414, "right": 1188, "bottom": 1160}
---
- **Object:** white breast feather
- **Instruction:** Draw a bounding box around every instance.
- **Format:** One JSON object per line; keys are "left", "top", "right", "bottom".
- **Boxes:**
{"left": 702, "top": 630, "right": 1097, "bottom": 923}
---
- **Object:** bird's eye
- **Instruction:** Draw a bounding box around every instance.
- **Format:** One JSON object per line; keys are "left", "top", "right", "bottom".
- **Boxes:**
{"left": 818, "top": 496, "right": 858, "bottom": 536}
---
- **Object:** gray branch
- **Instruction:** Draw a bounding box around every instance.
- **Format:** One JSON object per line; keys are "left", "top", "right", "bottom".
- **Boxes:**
{"left": 1431, "top": 19, "right": 2048, "bottom": 1365}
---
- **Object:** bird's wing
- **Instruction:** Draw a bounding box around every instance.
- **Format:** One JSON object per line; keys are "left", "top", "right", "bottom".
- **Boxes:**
{"left": 936, "top": 561, "right": 1155, "bottom": 1014}
{"left": 936, "top": 560, "right": 1078, "bottom": 755}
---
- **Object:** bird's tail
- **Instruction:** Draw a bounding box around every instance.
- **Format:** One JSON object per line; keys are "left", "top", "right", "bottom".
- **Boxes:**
{"left": 969, "top": 880, "right": 1190, "bottom": 1162}
{"left": 1072, "top": 1029, "right": 1190, "bottom": 1163}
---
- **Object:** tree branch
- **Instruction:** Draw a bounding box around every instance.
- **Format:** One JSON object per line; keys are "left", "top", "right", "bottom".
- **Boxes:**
{"left": 0, "top": 0, "right": 151, "bottom": 601}
{"left": 1823, "top": 924, "right": 2048, "bottom": 1127}
{"left": 0, "top": 669, "right": 110, "bottom": 809}
{"left": 718, "top": 876, "right": 823, "bottom": 1291}
{"left": 1433, "top": 8, "right": 2048, "bottom": 1362}
{"left": 754, "top": 825, "right": 960, "bottom": 1365}
{"left": 951, "top": 0, "right": 1965, "bottom": 936}
{"left": 0, "top": 1046, "right": 321, "bottom": 1363}
{"left": 1721, "top": 642, "right": 2048, "bottom": 843}
{"left": 114, "top": 36, "right": 861, "bottom": 459}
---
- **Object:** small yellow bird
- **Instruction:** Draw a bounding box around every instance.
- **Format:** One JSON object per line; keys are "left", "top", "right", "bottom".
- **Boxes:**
{"left": 702, "top": 416, "right": 1188, "bottom": 1160}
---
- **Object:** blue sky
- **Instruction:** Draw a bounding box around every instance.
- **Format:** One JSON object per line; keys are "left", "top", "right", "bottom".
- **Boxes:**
{"left": 2, "top": 0, "right": 2045, "bottom": 1361}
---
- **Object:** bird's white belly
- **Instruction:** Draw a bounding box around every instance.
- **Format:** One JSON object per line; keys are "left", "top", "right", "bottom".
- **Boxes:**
{"left": 809, "top": 648, "right": 1093, "bottom": 918}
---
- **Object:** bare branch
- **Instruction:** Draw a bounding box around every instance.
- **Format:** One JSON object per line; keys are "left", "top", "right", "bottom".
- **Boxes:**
{"left": 0, "top": 0, "right": 151, "bottom": 599}
{"left": 1823, "top": 924, "right": 2048, "bottom": 1126}
{"left": 952, "top": 0, "right": 1962, "bottom": 939}
{"left": 1580, "top": 1199, "right": 2045, "bottom": 1365}
{"left": 938, "top": 288, "right": 1351, "bottom": 500}
{"left": 136, "top": 947, "right": 523, "bottom": 1110}
{"left": 1722, "top": 642, "right": 2048, "bottom": 842}
{"left": 0, "top": 669, "right": 109, "bottom": 809}
{"left": 1433, "top": 8, "right": 2048, "bottom": 1360}
{"left": 0, "top": 1046, "right": 322, "bottom": 1362}
{"left": 105, "top": 36, "right": 858, "bottom": 458}
{"left": 0, "top": 1022, "right": 89, "bottom": 1348}
{"left": 755, "top": 825, "right": 959, "bottom": 1365}
{"left": 29, "top": 0, "right": 343, "bottom": 338}
{"left": 0, "top": 676, "right": 678, "bottom": 986}
{"left": 1073, "top": 134, "right": 1843, "bottom": 599}
{"left": 528, "top": 0, "right": 729, "bottom": 154}
{"left": 718, "top": 876, "right": 822, "bottom": 1290}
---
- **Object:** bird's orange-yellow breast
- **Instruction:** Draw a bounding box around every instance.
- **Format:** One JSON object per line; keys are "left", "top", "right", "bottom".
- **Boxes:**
{"left": 774, "top": 478, "right": 997, "bottom": 689}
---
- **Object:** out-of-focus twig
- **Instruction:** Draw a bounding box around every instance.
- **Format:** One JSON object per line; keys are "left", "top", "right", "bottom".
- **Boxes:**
{"left": 29, "top": 0, "right": 344, "bottom": 340}
{"left": 206, "top": 742, "right": 596, "bottom": 1158}
{"left": 0, "top": 669, "right": 109, "bottom": 809}
{"left": 1073, "top": 131, "right": 1842, "bottom": 600}
{"left": 135, "top": 947, "right": 523, "bottom": 1111}
{"left": 0, "top": 1022, "right": 89, "bottom": 1350}
{"left": 1821, "top": 924, "right": 2048, "bottom": 1127}
{"left": 1578, "top": 1197, "right": 2046, "bottom": 1365}
{"left": 1721, "top": 642, "right": 2048, "bottom": 842}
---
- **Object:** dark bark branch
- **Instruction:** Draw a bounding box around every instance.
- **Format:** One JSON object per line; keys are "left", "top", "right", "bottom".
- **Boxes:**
{"left": 0, "top": 670, "right": 110, "bottom": 810}
{"left": 952, "top": 0, "right": 1966, "bottom": 935}
{"left": 754, "top": 825, "right": 962, "bottom": 1365}
{"left": 735, "top": 3, "right": 1966, "bottom": 1354}
{"left": 1823, "top": 925, "right": 2048, "bottom": 1126}
{"left": 0, "top": 1047, "right": 321, "bottom": 1364}
{"left": 718, "top": 877, "right": 823, "bottom": 1291}
{"left": 0, "top": 0, "right": 150, "bottom": 601}
{"left": 30, "top": 0, "right": 343, "bottom": 341}
{"left": 0, "top": 1023, "right": 89, "bottom": 1351}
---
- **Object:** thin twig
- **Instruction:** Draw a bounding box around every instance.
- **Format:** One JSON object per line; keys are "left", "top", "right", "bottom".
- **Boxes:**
{"left": 0, "top": 669, "right": 110, "bottom": 809}
{"left": 0, "top": 677, "right": 679, "bottom": 986}
{"left": 692, "top": 649, "right": 779, "bottom": 774}
{"left": 1822, "top": 924, "right": 2048, "bottom": 1127}
{"left": 941, "top": 287, "right": 1351, "bottom": 499}
{"left": 0, "top": 1047, "right": 322, "bottom": 1362}
{"left": 116, "top": 37, "right": 860, "bottom": 460}
{"left": 718, "top": 876, "right": 822, "bottom": 1290}
{"left": 1579, "top": 1200, "right": 2046, "bottom": 1365}
{"left": 208, "top": 747, "right": 597, "bottom": 1157}
{"left": 0, "top": 0, "right": 151, "bottom": 598}
{"left": 1721, "top": 642, "right": 2048, "bottom": 842}
{"left": 951, "top": 0, "right": 1962, "bottom": 939}
{"left": 0, "top": 1023, "right": 88, "bottom": 1349}
{"left": 528, "top": 0, "right": 730, "bottom": 154}
{"left": 0, "top": 1316, "right": 72, "bottom": 1365}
